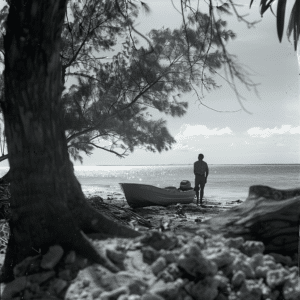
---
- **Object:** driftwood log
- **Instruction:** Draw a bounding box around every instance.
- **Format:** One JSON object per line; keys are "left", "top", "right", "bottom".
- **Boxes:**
{"left": 203, "top": 185, "right": 300, "bottom": 257}
{"left": 86, "top": 196, "right": 153, "bottom": 229}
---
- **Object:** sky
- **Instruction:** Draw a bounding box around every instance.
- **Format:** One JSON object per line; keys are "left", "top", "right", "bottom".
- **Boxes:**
{"left": 1, "top": 1, "right": 298, "bottom": 166}
{"left": 74, "top": 0, "right": 300, "bottom": 165}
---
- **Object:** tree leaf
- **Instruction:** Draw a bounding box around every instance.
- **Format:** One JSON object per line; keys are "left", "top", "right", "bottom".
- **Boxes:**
{"left": 260, "top": 0, "right": 273, "bottom": 16}
{"left": 287, "top": 0, "right": 300, "bottom": 50}
{"left": 216, "top": 3, "right": 232, "bottom": 15}
{"left": 140, "top": 2, "right": 151, "bottom": 15}
{"left": 276, "top": 0, "right": 287, "bottom": 42}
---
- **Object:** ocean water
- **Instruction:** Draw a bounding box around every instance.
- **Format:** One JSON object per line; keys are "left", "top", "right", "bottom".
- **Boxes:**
{"left": 0, "top": 164, "right": 299, "bottom": 202}
{"left": 74, "top": 164, "right": 300, "bottom": 202}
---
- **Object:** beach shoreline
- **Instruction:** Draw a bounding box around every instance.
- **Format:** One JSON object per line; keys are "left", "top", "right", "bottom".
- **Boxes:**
{"left": 87, "top": 187, "right": 243, "bottom": 235}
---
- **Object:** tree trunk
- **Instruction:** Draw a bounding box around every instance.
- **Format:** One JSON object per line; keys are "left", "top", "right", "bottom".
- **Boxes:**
{"left": 0, "top": 0, "right": 139, "bottom": 282}
{"left": 0, "top": 170, "right": 10, "bottom": 184}
{"left": 203, "top": 185, "right": 300, "bottom": 257}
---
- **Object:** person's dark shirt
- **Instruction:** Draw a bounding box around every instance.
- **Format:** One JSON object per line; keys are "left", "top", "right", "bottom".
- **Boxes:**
{"left": 194, "top": 160, "right": 209, "bottom": 176}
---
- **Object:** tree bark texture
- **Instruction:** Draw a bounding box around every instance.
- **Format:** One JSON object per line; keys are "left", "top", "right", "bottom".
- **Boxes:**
{"left": 203, "top": 185, "right": 300, "bottom": 257}
{"left": 0, "top": 0, "right": 139, "bottom": 282}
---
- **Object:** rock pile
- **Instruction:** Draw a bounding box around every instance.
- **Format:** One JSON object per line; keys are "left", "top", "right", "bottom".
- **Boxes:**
{"left": 1, "top": 245, "right": 90, "bottom": 299}
{"left": 1, "top": 229, "right": 299, "bottom": 300}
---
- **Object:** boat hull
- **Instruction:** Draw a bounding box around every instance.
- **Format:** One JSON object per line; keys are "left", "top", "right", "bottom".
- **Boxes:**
{"left": 120, "top": 183, "right": 195, "bottom": 208}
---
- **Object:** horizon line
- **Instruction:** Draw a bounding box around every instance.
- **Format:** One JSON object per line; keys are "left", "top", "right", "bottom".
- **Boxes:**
{"left": 92, "top": 163, "right": 300, "bottom": 166}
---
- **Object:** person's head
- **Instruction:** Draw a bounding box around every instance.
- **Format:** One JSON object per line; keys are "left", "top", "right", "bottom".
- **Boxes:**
{"left": 198, "top": 154, "right": 204, "bottom": 160}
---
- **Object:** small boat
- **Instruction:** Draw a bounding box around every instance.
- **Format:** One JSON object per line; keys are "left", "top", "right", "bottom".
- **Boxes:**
{"left": 119, "top": 183, "right": 195, "bottom": 208}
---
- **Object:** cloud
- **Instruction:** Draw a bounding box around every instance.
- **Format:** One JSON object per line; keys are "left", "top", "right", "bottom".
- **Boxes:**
{"left": 173, "top": 143, "right": 192, "bottom": 151}
{"left": 247, "top": 125, "right": 300, "bottom": 138}
{"left": 176, "top": 124, "right": 233, "bottom": 139}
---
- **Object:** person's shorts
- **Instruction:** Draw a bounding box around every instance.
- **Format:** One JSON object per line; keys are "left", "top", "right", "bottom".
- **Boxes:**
{"left": 194, "top": 174, "right": 206, "bottom": 190}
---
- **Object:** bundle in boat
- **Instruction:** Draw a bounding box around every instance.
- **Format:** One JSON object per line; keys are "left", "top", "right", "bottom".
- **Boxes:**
{"left": 204, "top": 185, "right": 300, "bottom": 257}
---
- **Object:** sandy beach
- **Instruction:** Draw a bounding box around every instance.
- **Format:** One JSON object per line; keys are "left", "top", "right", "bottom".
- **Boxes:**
{"left": 94, "top": 188, "right": 240, "bottom": 234}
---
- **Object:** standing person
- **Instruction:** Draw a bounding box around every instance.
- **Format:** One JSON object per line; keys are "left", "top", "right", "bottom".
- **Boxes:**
{"left": 194, "top": 154, "right": 209, "bottom": 206}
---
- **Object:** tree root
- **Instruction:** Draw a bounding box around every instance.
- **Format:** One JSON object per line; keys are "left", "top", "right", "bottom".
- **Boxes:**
{"left": 0, "top": 190, "right": 141, "bottom": 283}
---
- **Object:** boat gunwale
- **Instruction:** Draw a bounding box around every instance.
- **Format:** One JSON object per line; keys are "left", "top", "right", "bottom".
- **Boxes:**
{"left": 119, "top": 183, "right": 194, "bottom": 195}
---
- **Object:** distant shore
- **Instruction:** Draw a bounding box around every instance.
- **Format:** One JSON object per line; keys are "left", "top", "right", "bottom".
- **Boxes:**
{"left": 94, "top": 163, "right": 300, "bottom": 166}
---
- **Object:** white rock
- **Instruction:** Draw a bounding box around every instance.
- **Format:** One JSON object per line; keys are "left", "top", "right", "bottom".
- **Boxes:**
{"left": 266, "top": 268, "right": 289, "bottom": 289}
{"left": 231, "top": 270, "right": 246, "bottom": 288}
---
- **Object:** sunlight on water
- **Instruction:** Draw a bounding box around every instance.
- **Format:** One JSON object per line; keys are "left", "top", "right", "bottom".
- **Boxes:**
{"left": 0, "top": 164, "right": 299, "bottom": 202}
